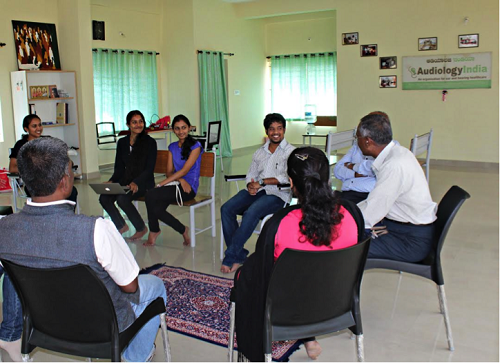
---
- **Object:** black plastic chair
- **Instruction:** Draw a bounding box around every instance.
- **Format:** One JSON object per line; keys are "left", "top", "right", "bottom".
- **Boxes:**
{"left": 365, "top": 185, "right": 471, "bottom": 351}
{"left": 1, "top": 260, "right": 171, "bottom": 362}
{"left": 228, "top": 238, "right": 371, "bottom": 362}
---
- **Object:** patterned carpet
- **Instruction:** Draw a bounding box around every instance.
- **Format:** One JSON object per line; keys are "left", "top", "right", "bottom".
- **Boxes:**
{"left": 144, "top": 264, "right": 301, "bottom": 362}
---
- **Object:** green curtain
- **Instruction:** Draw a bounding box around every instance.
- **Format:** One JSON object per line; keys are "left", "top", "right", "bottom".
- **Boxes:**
{"left": 93, "top": 48, "right": 159, "bottom": 131}
{"left": 198, "top": 51, "right": 232, "bottom": 157}
{"left": 270, "top": 52, "right": 337, "bottom": 120}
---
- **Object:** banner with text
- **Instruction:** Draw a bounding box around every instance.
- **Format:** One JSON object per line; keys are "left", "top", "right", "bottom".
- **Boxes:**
{"left": 402, "top": 52, "right": 491, "bottom": 90}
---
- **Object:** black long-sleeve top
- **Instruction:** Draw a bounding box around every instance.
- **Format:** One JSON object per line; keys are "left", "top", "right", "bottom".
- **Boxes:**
{"left": 109, "top": 134, "right": 157, "bottom": 191}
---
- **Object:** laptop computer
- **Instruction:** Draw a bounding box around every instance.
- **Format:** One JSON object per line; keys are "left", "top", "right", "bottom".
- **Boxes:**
{"left": 89, "top": 183, "right": 130, "bottom": 195}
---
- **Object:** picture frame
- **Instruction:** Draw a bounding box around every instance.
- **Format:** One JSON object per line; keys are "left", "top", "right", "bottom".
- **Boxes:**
{"left": 49, "top": 85, "right": 59, "bottom": 98}
{"left": 418, "top": 37, "right": 438, "bottom": 51}
{"left": 458, "top": 34, "right": 479, "bottom": 48}
{"left": 29, "top": 85, "right": 50, "bottom": 99}
{"left": 12, "top": 20, "right": 61, "bottom": 70}
{"left": 380, "top": 56, "right": 397, "bottom": 69}
{"left": 379, "top": 75, "right": 397, "bottom": 88}
{"left": 360, "top": 44, "right": 377, "bottom": 57}
{"left": 342, "top": 32, "right": 359, "bottom": 45}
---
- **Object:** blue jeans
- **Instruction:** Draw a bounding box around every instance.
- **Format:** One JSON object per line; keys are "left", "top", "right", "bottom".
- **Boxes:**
{"left": 0, "top": 267, "right": 23, "bottom": 342}
{"left": 122, "top": 275, "right": 167, "bottom": 362}
{"left": 221, "top": 190, "right": 284, "bottom": 266}
{"left": 367, "top": 219, "right": 435, "bottom": 262}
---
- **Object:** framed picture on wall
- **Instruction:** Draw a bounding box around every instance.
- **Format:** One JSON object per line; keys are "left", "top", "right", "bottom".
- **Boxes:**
{"left": 360, "top": 44, "right": 377, "bottom": 57}
{"left": 458, "top": 34, "right": 479, "bottom": 48}
{"left": 12, "top": 20, "right": 61, "bottom": 70}
{"left": 418, "top": 37, "right": 438, "bottom": 51}
{"left": 342, "top": 32, "right": 359, "bottom": 45}
{"left": 379, "top": 75, "right": 397, "bottom": 88}
{"left": 380, "top": 56, "right": 397, "bottom": 69}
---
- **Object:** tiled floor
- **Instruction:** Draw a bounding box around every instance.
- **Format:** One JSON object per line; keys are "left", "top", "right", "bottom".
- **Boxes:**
{"left": 0, "top": 148, "right": 498, "bottom": 362}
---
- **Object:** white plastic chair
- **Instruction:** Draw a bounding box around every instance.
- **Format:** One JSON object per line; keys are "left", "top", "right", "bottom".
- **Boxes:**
{"left": 325, "top": 129, "right": 357, "bottom": 177}
{"left": 410, "top": 129, "right": 434, "bottom": 182}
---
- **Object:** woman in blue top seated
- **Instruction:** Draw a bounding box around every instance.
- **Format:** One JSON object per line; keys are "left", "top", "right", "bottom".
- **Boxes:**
{"left": 144, "top": 114, "right": 203, "bottom": 246}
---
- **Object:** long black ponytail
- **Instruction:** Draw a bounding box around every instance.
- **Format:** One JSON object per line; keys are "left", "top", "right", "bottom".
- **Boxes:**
{"left": 287, "top": 147, "right": 343, "bottom": 247}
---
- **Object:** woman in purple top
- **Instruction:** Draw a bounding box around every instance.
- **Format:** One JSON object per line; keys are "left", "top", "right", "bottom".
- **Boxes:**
{"left": 144, "top": 115, "right": 203, "bottom": 246}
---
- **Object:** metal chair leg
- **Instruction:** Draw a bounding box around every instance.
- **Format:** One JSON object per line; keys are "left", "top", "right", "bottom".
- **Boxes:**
{"left": 190, "top": 207, "right": 196, "bottom": 248}
{"left": 160, "top": 312, "right": 172, "bottom": 361}
{"left": 21, "top": 353, "right": 32, "bottom": 362}
{"left": 264, "top": 353, "right": 272, "bottom": 362}
{"left": 436, "top": 285, "right": 444, "bottom": 314}
{"left": 355, "top": 334, "right": 365, "bottom": 362}
{"left": 228, "top": 302, "right": 236, "bottom": 362}
{"left": 438, "top": 285, "right": 454, "bottom": 351}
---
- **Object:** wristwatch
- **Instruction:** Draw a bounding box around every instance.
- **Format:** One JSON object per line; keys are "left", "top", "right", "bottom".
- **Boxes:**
{"left": 258, "top": 178, "right": 266, "bottom": 187}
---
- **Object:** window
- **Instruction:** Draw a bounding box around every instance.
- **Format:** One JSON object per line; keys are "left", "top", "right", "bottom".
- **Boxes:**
{"left": 92, "top": 48, "right": 159, "bottom": 131}
{"left": 269, "top": 52, "right": 337, "bottom": 120}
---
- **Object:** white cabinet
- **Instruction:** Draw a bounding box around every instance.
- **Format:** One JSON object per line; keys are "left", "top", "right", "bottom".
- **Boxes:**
{"left": 10, "top": 70, "right": 82, "bottom": 177}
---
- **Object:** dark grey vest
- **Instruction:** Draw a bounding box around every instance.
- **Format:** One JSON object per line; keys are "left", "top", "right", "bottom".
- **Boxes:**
{"left": 0, "top": 203, "right": 138, "bottom": 331}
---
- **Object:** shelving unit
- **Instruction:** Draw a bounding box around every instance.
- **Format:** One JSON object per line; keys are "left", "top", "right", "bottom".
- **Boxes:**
{"left": 10, "top": 70, "right": 83, "bottom": 177}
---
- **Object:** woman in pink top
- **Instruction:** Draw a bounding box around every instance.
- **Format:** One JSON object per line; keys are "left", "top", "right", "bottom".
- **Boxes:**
{"left": 275, "top": 146, "right": 358, "bottom": 359}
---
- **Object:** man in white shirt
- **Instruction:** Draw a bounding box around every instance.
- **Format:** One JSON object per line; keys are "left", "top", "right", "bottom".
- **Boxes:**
{"left": 220, "top": 113, "right": 295, "bottom": 273}
{"left": 0, "top": 137, "right": 166, "bottom": 362}
{"left": 356, "top": 112, "right": 437, "bottom": 262}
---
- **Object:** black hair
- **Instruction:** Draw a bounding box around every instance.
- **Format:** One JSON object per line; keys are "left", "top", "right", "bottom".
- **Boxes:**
{"left": 358, "top": 112, "right": 392, "bottom": 145}
{"left": 287, "top": 147, "right": 343, "bottom": 247}
{"left": 172, "top": 114, "right": 198, "bottom": 160}
{"left": 22, "top": 114, "right": 41, "bottom": 140}
{"left": 17, "top": 137, "right": 69, "bottom": 197}
{"left": 263, "top": 113, "right": 286, "bottom": 130}
{"left": 122, "top": 110, "right": 150, "bottom": 185}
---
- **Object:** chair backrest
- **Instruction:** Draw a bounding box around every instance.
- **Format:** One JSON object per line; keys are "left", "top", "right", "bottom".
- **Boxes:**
{"left": 432, "top": 185, "right": 471, "bottom": 259}
{"left": 206, "top": 121, "right": 222, "bottom": 150}
{"left": 96, "top": 122, "right": 117, "bottom": 145}
{"left": 325, "top": 129, "right": 356, "bottom": 157}
{"left": 410, "top": 129, "right": 433, "bottom": 181}
{"left": 1, "top": 260, "right": 118, "bottom": 343}
{"left": 200, "top": 152, "right": 216, "bottom": 199}
{"left": 265, "top": 239, "right": 370, "bottom": 328}
{"left": 155, "top": 150, "right": 170, "bottom": 175}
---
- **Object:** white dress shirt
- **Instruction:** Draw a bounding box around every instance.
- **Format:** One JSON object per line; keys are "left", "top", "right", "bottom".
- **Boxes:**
{"left": 245, "top": 138, "right": 295, "bottom": 203}
{"left": 357, "top": 141, "right": 437, "bottom": 229}
{"left": 334, "top": 143, "right": 376, "bottom": 193}
{"left": 26, "top": 200, "right": 139, "bottom": 286}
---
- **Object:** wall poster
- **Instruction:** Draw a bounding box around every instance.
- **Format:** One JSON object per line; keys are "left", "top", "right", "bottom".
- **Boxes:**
{"left": 402, "top": 52, "right": 491, "bottom": 90}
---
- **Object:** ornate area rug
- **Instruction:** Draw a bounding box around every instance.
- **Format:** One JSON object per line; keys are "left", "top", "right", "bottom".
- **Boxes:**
{"left": 143, "top": 264, "right": 302, "bottom": 362}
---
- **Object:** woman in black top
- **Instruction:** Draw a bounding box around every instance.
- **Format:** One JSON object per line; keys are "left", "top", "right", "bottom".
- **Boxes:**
{"left": 99, "top": 110, "right": 157, "bottom": 240}
{"left": 9, "top": 114, "right": 78, "bottom": 203}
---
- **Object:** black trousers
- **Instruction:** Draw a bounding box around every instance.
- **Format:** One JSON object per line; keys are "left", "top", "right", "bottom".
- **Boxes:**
{"left": 145, "top": 186, "right": 195, "bottom": 233}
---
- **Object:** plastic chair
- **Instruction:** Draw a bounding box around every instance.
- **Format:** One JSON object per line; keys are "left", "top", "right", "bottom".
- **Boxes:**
{"left": 192, "top": 120, "right": 224, "bottom": 171}
{"left": 219, "top": 175, "right": 291, "bottom": 261}
{"left": 135, "top": 150, "right": 217, "bottom": 247}
{"left": 410, "top": 128, "right": 433, "bottom": 182}
{"left": 228, "top": 238, "right": 371, "bottom": 362}
{"left": 1, "top": 259, "right": 171, "bottom": 362}
{"left": 325, "top": 129, "right": 356, "bottom": 176}
{"left": 365, "top": 185, "right": 470, "bottom": 351}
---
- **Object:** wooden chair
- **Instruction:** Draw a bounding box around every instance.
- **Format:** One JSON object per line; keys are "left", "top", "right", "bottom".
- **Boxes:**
{"left": 410, "top": 129, "right": 433, "bottom": 182}
{"left": 135, "top": 150, "right": 216, "bottom": 247}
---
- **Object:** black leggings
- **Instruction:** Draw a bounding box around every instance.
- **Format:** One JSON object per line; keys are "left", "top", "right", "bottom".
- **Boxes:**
{"left": 145, "top": 185, "right": 195, "bottom": 233}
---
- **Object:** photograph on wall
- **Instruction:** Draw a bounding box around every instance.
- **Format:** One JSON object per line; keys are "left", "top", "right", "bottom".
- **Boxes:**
{"left": 342, "top": 32, "right": 359, "bottom": 45}
{"left": 360, "top": 44, "right": 377, "bottom": 57}
{"left": 418, "top": 37, "right": 437, "bottom": 51}
{"left": 12, "top": 20, "right": 61, "bottom": 71}
{"left": 379, "top": 76, "right": 397, "bottom": 88}
{"left": 380, "top": 56, "right": 397, "bottom": 69}
{"left": 49, "top": 85, "right": 59, "bottom": 98}
{"left": 458, "top": 34, "right": 479, "bottom": 48}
